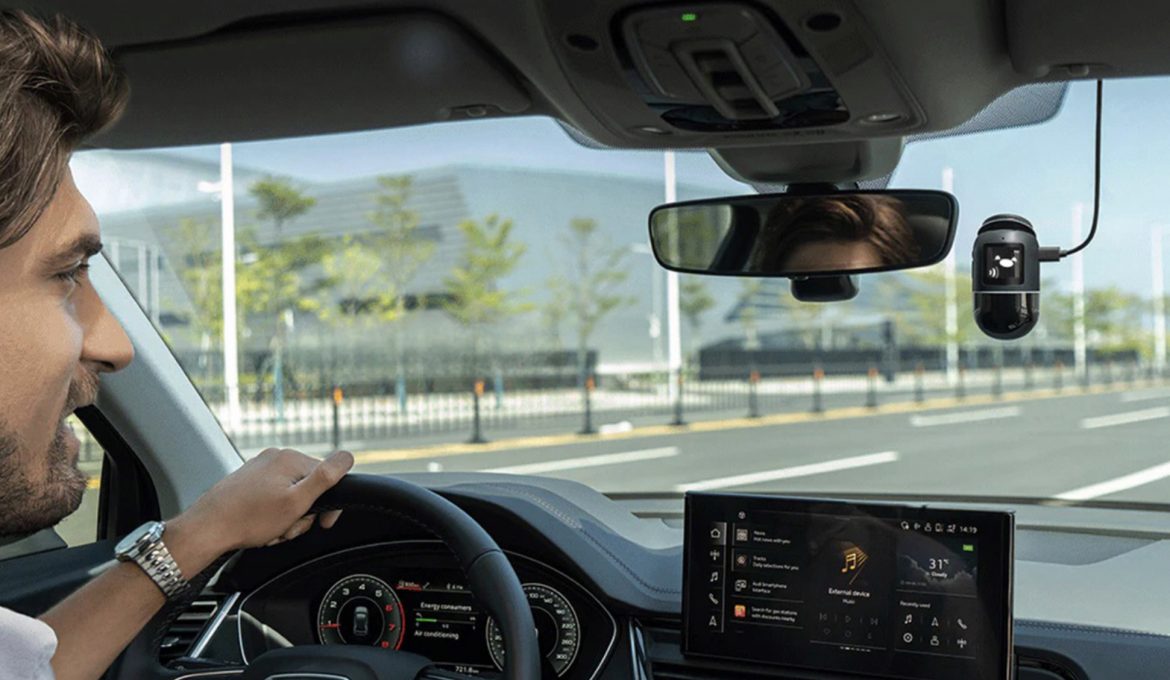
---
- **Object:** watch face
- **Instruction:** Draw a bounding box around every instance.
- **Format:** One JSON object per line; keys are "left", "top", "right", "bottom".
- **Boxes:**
{"left": 116, "top": 521, "right": 163, "bottom": 557}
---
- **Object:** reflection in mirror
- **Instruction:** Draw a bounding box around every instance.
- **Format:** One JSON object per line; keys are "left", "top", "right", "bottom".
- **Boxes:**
{"left": 649, "top": 191, "right": 956, "bottom": 278}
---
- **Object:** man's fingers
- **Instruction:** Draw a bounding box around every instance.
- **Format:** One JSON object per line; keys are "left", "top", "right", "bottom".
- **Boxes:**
{"left": 282, "top": 515, "right": 315, "bottom": 541}
{"left": 319, "top": 510, "right": 344, "bottom": 529}
{"left": 294, "top": 450, "right": 354, "bottom": 498}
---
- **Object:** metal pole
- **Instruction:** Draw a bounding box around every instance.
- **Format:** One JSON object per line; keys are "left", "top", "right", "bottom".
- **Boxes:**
{"left": 1153, "top": 227, "right": 1166, "bottom": 374}
{"left": 469, "top": 379, "right": 487, "bottom": 444}
{"left": 942, "top": 167, "right": 959, "bottom": 386}
{"left": 1072, "top": 202, "right": 1088, "bottom": 384}
{"left": 664, "top": 152, "right": 683, "bottom": 413}
{"left": 580, "top": 375, "right": 596, "bottom": 435}
{"left": 220, "top": 143, "right": 241, "bottom": 432}
{"left": 331, "top": 385, "right": 342, "bottom": 451}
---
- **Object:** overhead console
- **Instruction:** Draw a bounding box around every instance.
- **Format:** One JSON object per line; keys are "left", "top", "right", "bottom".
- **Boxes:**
{"left": 683, "top": 492, "right": 1015, "bottom": 679}
{"left": 543, "top": 0, "right": 930, "bottom": 149}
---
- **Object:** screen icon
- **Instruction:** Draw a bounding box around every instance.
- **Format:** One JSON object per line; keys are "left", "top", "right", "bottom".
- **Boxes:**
{"left": 708, "top": 592, "right": 720, "bottom": 606}
{"left": 734, "top": 579, "right": 747, "bottom": 593}
{"left": 902, "top": 632, "right": 914, "bottom": 644}
{"left": 735, "top": 527, "right": 750, "bottom": 542}
{"left": 900, "top": 521, "right": 910, "bottom": 530}
{"left": 709, "top": 571, "right": 720, "bottom": 584}
{"left": 956, "top": 618, "right": 968, "bottom": 631}
{"left": 733, "top": 604, "right": 747, "bottom": 619}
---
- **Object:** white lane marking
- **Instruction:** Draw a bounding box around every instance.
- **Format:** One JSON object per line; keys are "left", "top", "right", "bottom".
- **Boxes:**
{"left": 909, "top": 407, "right": 1021, "bottom": 428}
{"left": 675, "top": 451, "right": 898, "bottom": 493}
{"left": 484, "top": 446, "right": 679, "bottom": 475}
{"left": 1080, "top": 407, "right": 1170, "bottom": 430}
{"left": 1121, "top": 388, "right": 1170, "bottom": 403}
{"left": 1054, "top": 461, "right": 1170, "bottom": 501}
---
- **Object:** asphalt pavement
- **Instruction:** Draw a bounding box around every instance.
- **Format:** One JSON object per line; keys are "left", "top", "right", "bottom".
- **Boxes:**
{"left": 349, "top": 384, "right": 1170, "bottom": 505}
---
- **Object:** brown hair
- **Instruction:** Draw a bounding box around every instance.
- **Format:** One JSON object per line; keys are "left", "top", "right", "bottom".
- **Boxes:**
{"left": 0, "top": 9, "right": 127, "bottom": 249}
{"left": 751, "top": 195, "right": 920, "bottom": 271}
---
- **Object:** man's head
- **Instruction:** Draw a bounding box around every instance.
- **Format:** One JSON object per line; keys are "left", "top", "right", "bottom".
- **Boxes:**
{"left": 0, "top": 10, "right": 133, "bottom": 537}
{"left": 750, "top": 195, "right": 920, "bottom": 274}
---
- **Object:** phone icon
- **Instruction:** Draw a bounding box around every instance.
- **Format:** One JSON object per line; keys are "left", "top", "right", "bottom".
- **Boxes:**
{"left": 957, "top": 618, "right": 968, "bottom": 630}
{"left": 708, "top": 592, "right": 720, "bottom": 605}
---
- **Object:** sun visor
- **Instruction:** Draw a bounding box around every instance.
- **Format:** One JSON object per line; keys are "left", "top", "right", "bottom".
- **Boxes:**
{"left": 95, "top": 13, "right": 533, "bottom": 148}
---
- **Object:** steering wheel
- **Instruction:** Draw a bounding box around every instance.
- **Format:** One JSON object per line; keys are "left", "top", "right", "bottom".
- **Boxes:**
{"left": 112, "top": 474, "right": 541, "bottom": 680}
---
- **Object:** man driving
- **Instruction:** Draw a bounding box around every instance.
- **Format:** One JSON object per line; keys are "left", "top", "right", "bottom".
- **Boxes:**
{"left": 0, "top": 10, "right": 354, "bottom": 680}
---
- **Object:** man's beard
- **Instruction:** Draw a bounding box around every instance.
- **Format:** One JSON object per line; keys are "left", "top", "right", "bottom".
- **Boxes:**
{"left": 0, "top": 380, "right": 93, "bottom": 538}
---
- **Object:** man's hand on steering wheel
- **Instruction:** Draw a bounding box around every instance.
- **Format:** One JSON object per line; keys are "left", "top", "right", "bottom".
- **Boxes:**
{"left": 167, "top": 448, "right": 355, "bottom": 573}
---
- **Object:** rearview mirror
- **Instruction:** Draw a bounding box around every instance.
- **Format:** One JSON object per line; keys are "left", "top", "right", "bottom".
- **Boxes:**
{"left": 648, "top": 190, "right": 957, "bottom": 277}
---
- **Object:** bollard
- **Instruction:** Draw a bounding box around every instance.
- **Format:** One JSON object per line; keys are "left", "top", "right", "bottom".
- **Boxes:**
{"left": 956, "top": 366, "right": 966, "bottom": 400}
{"left": 748, "top": 370, "right": 761, "bottom": 418}
{"left": 812, "top": 366, "right": 824, "bottom": 413}
{"left": 1054, "top": 360, "right": 1064, "bottom": 392}
{"left": 671, "top": 371, "right": 687, "bottom": 426}
{"left": 914, "top": 362, "right": 925, "bottom": 403}
{"left": 331, "top": 385, "right": 343, "bottom": 451}
{"left": 866, "top": 365, "right": 878, "bottom": 409}
{"left": 1024, "top": 362, "right": 1034, "bottom": 391}
{"left": 580, "top": 375, "right": 597, "bottom": 435}
{"left": 469, "top": 379, "right": 488, "bottom": 444}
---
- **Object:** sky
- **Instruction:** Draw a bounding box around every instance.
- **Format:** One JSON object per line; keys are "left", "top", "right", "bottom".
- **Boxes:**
{"left": 157, "top": 77, "right": 1170, "bottom": 298}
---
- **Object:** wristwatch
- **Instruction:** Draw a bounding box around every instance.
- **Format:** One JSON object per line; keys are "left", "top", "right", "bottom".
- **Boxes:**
{"left": 115, "top": 521, "right": 191, "bottom": 600}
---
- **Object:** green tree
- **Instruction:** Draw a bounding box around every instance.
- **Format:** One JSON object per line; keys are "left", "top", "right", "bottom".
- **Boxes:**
{"left": 243, "top": 177, "right": 323, "bottom": 413}
{"left": 368, "top": 175, "right": 436, "bottom": 397}
{"left": 442, "top": 214, "right": 531, "bottom": 374}
{"left": 165, "top": 218, "right": 224, "bottom": 386}
{"left": 736, "top": 280, "right": 763, "bottom": 351}
{"left": 1047, "top": 286, "right": 1148, "bottom": 354}
{"left": 249, "top": 176, "right": 317, "bottom": 236}
{"left": 679, "top": 276, "right": 715, "bottom": 361}
{"left": 546, "top": 218, "right": 634, "bottom": 385}
{"left": 874, "top": 265, "right": 977, "bottom": 347}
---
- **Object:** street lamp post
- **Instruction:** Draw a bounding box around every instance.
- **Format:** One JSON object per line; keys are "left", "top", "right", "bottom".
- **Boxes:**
{"left": 199, "top": 144, "right": 241, "bottom": 432}
{"left": 1072, "top": 202, "right": 1087, "bottom": 383}
{"left": 663, "top": 151, "right": 684, "bottom": 424}
{"left": 942, "top": 167, "right": 959, "bottom": 386}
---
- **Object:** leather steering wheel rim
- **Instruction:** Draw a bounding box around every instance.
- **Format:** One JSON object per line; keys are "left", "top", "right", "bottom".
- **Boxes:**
{"left": 112, "top": 473, "right": 540, "bottom": 680}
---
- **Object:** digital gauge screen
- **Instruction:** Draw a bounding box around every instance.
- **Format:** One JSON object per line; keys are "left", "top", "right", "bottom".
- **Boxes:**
{"left": 683, "top": 492, "right": 1014, "bottom": 680}
{"left": 312, "top": 571, "right": 579, "bottom": 676}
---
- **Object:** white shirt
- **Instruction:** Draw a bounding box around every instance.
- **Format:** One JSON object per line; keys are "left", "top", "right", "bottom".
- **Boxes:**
{"left": 0, "top": 606, "right": 55, "bottom": 680}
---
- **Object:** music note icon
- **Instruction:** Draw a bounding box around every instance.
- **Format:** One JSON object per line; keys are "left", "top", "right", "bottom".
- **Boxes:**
{"left": 839, "top": 547, "right": 869, "bottom": 584}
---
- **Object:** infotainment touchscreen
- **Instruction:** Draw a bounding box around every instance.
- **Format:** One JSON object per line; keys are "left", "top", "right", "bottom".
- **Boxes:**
{"left": 683, "top": 493, "right": 1014, "bottom": 680}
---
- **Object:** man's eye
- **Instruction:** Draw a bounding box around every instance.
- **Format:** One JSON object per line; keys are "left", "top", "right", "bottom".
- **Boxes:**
{"left": 55, "top": 262, "right": 90, "bottom": 286}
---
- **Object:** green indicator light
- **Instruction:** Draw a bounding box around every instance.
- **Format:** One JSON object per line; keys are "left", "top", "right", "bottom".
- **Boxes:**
{"left": 416, "top": 617, "right": 438, "bottom": 623}
{"left": 681, "top": 12, "right": 698, "bottom": 22}
{"left": 962, "top": 544, "right": 975, "bottom": 552}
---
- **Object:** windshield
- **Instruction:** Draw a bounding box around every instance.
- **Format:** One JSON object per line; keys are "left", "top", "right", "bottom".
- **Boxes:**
{"left": 76, "top": 78, "right": 1170, "bottom": 507}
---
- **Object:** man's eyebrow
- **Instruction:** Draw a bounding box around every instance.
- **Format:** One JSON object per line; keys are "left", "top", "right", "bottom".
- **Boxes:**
{"left": 42, "top": 233, "right": 103, "bottom": 269}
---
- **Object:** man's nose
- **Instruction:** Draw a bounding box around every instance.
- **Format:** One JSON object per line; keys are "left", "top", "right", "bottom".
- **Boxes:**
{"left": 78, "top": 279, "right": 134, "bottom": 373}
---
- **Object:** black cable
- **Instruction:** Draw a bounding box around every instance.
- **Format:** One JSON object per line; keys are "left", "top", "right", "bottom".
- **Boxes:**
{"left": 1061, "top": 79, "right": 1103, "bottom": 258}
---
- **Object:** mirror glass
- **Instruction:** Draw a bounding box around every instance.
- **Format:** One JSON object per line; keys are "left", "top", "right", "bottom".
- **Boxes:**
{"left": 649, "top": 191, "right": 957, "bottom": 277}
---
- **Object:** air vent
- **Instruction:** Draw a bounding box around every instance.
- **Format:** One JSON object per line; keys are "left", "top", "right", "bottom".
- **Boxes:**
{"left": 158, "top": 596, "right": 223, "bottom": 666}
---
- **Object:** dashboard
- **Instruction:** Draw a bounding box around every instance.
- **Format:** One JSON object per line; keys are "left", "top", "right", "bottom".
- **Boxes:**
{"left": 173, "top": 473, "right": 1170, "bottom": 680}
{"left": 235, "top": 541, "right": 616, "bottom": 678}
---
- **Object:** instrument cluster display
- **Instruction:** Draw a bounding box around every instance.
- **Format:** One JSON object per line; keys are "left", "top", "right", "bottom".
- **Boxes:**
{"left": 239, "top": 543, "right": 614, "bottom": 679}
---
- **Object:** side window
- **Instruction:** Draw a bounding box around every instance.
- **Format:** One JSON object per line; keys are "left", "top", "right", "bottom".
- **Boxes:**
{"left": 54, "top": 415, "right": 105, "bottom": 547}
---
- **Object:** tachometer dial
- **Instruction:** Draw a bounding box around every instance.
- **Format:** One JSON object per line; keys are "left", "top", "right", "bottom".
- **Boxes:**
{"left": 317, "top": 574, "right": 404, "bottom": 649}
{"left": 486, "top": 583, "right": 580, "bottom": 676}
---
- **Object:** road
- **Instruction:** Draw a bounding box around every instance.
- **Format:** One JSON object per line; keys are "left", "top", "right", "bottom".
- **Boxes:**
{"left": 53, "top": 380, "right": 1170, "bottom": 548}
{"left": 349, "top": 384, "right": 1170, "bottom": 504}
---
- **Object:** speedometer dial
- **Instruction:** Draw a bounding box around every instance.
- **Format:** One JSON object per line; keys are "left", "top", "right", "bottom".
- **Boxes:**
{"left": 486, "top": 583, "right": 580, "bottom": 676}
{"left": 317, "top": 574, "right": 404, "bottom": 649}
